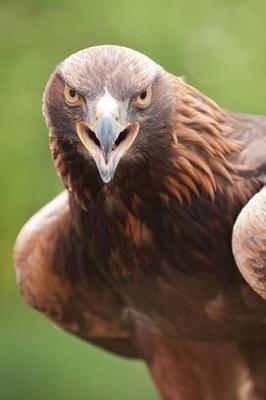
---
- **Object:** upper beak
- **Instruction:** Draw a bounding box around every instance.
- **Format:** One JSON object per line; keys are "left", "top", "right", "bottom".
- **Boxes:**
{"left": 96, "top": 115, "right": 119, "bottom": 163}
{"left": 76, "top": 114, "right": 139, "bottom": 183}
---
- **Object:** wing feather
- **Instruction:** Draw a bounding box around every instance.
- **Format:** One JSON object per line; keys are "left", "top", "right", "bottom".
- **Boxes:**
{"left": 13, "top": 191, "right": 138, "bottom": 358}
{"left": 232, "top": 186, "right": 266, "bottom": 300}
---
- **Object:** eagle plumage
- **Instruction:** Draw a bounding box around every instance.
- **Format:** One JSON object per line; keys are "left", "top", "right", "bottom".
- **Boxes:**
{"left": 14, "top": 45, "right": 266, "bottom": 399}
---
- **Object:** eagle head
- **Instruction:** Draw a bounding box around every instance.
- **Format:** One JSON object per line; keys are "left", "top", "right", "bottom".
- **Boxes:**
{"left": 43, "top": 45, "right": 175, "bottom": 194}
{"left": 43, "top": 45, "right": 239, "bottom": 209}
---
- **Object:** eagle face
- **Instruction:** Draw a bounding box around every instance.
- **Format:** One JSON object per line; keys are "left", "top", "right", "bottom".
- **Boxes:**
{"left": 43, "top": 45, "right": 175, "bottom": 185}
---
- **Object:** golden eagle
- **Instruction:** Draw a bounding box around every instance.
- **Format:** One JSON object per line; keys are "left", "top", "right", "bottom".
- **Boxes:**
{"left": 14, "top": 45, "right": 266, "bottom": 399}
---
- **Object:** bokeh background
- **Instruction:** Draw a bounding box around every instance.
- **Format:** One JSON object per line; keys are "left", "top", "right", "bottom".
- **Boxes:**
{"left": 1, "top": 0, "right": 266, "bottom": 399}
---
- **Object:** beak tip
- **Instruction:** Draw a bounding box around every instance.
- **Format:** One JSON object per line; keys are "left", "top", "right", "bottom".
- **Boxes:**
{"left": 101, "top": 175, "right": 113, "bottom": 184}
{"left": 98, "top": 166, "right": 114, "bottom": 183}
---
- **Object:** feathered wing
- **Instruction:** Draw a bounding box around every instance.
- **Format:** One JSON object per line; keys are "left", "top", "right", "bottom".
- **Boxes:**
{"left": 232, "top": 186, "right": 266, "bottom": 300}
{"left": 13, "top": 191, "right": 138, "bottom": 358}
{"left": 229, "top": 112, "right": 266, "bottom": 300}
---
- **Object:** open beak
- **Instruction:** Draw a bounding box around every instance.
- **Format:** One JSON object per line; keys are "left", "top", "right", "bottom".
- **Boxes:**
{"left": 76, "top": 114, "right": 139, "bottom": 183}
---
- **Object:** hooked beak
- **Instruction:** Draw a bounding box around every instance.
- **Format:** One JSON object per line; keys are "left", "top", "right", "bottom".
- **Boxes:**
{"left": 76, "top": 114, "right": 139, "bottom": 183}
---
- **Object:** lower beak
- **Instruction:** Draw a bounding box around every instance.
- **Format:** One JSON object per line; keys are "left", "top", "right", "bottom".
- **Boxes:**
{"left": 76, "top": 117, "right": 139, "bottom": 183}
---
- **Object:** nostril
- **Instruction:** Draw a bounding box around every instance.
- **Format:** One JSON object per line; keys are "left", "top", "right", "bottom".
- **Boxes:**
{"left": 115, "top": 128, "right": 128, "bottom": 147}
{"left": 84, "top": 126, "right": 101, "bottom": 148}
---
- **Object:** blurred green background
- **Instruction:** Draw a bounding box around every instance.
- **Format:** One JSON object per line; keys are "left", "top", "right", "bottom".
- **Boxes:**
{"left": 1, "top": 0, "right": 266, "bottom": 399}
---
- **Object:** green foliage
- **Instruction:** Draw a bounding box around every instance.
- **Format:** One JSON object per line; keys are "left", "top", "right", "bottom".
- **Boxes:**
{"left": 0, "top": 0, "right": 266, "bottom": 398}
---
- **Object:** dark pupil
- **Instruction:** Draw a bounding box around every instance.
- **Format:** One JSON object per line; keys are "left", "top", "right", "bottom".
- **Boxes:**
{"left": 140, "top": 91, "right": 147, "bottom": 100}
{"left": 69, "top": 89, "right": 76, "bottom": 97}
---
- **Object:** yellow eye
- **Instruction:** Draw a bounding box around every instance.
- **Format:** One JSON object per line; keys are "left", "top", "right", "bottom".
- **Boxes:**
{"left": 64, "top": 85, "right": 82, "bottom": 106}
{"left": 132, "top": 86, "right": 152, "bottom": 109}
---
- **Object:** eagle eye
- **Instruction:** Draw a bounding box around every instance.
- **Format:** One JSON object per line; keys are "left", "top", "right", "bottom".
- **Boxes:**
{"left": 140, "top": 91, "right": 147, "bottom": 100}
{"left": 64, "top": 85, "right": 83, "bottom": 107}
{"left": 132, "top": 86, "right": 152, "bottom": 109}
